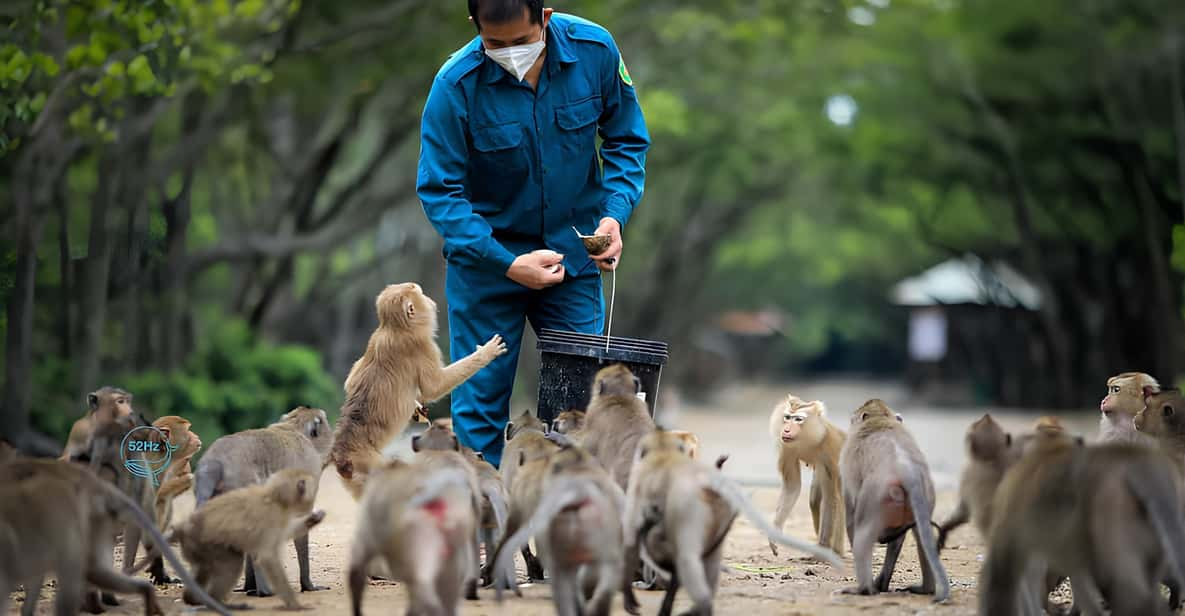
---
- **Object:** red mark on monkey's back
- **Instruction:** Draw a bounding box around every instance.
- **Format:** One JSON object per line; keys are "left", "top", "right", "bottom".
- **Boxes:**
{"left": 421, "top": 498, "right": 448, "bottom": 522}
{"left": 881, "top": 480, "right": 915, "bottom": 529}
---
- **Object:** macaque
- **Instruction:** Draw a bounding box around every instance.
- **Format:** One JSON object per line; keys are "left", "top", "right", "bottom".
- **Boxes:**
{"left": 839, "top": 399, "right": 949, "bottom": 602}
{"left": 937, "top": 414, "right": 1014, "bottom": 550}
{"left": 492, "top": 410, "right": 561, "bottom": 583}
{"left": 330, "top": 283, "right": 507, "bottom": 499}
{"left": 1136, "top": 388, "right": 1185, "bottom": 471}
{"left": 151, "top": 415, "right": 203, "bottom": 530}
{"left": 768, "top": 394, "right": 846, "bottom": 556}
{"left": 551, "top": 409, "right": 586, "bottom": 438}
{"left": 1099, "top": 372, "right": 1159, "bottom": 445}
{"left": 61, "top": 386, "right": 134, "bottom": 461}
{"left": 580, "top": 364, "right": 656, "bottom": 489}
{"left": 666, "top": 430, "right": 700, "bottom": 459}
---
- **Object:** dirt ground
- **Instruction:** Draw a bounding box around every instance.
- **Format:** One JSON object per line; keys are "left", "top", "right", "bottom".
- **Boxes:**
{"left": 11, "top": 379, "right": 1093, "bottom": 615}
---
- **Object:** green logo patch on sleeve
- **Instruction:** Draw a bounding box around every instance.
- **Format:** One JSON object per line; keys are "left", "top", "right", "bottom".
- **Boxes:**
{"left": 618, "top": 55, "right": 633, "bottom": 87}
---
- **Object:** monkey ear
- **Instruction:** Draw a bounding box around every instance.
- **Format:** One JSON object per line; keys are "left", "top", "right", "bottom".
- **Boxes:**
{"left": 505, "top": 422, "right": 516, "bottom": 441}
{"left": 598, "top": 380, "right": 607, "bottom": 397}
{"left": 411, "top": 434, "right": 422, "bottom": 452}
{"left": 87, "top": 393, "right": 99, "bottom": 411}
{"left": 1145, "top": 386, "right": 1159, "bottom": 402}
{"left": 1164, "top": 405, "right": 1175, "bottom": 418}
{"left": 895, "top": 413, "right": 904, "bottom": 423}
{"left": 405, "top": 300, "right": 416, "bottom": 319}
{"left": 474, "top": 451, "right": 485, "bottom": 461}
{"left": 159, "top": 427, "right": 172, "bottom": 441}
{"left": 861, "top": 412, "right": 869, "bottom": 422}
{"left": 450, "top": 435, "right": 460, "bottom": 451}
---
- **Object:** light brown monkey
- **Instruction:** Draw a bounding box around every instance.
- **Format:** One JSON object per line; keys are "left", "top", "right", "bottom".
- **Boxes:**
{"left": 580, "top": 364, "right": 656, "bottom": 490}
{"left": 936, "top": 414, "right": 1014, "bottom": 550}
{"left": 330, "top": 283, "right": 507, "bottom": 499}
{"left": 492, "top": 445, "right": 640, "bottom": 616}
{"left": 347, "top": 460, "right": 478, "bottom": 616}
{"left": 982, "top": 424, "right": 1185, "bottom": 616}
{"left": 60, "top": 386, "right": 134, "bottom": 461}
{"left": 462, "top": 446, "right": 514, "bottom": 589}
{"left": 624, "top": 430, "right": 842, "bottom": 616}
{"left": 1099, "top": 372, "right": 1160, "bottom": 445}
{"left": 151, "top": 416, "right": 202, "bottom": 530}
{"left": 768, "top": 394, "right": 846, "bottom": 557}
{"left": 194, "top": 405, "right": 333, "bottom": 595}
{"left": 551, "top": 409, "right": 587, "bottom": 438}
{"left": 0, "top": 459, "right": 230, "bottom": 616}
{"left": 493, "top": 409, "right": 560, "bottom": 583}
{"left": 411, "top": 420, "right": 486, "bottom": 599}
{"left": 666, "top": 430, "right": 700, "bottom": 459}
{"left": 839, "top": 399, "right": 950, "bottom": 601}
{"left": 166, "top": 468, "right": 325, "bottom": 610}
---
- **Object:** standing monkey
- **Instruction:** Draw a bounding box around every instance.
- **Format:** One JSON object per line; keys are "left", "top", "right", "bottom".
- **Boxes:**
{"left": 767, "top": 394, "right": 846, "bottom": 556}
{"left": 937, "top": 414, "right": 1014, "bottom": 550}
{"left": 151, "top": 415, "right": 203, "bottom": 530}
{"left": 1099, "top": 372, "right": 1159, "bottom": 444}
{"left": 330, "top": 283, "right": 507, "bottom": 498}
{"left": 580, "top": 364, "right": 656, "bottom": 490}
{"left": 60, "top": 386, "right": 134, "bottom": 461}
{"left": 839, "top": 399, "right": 950, "bottom": 601}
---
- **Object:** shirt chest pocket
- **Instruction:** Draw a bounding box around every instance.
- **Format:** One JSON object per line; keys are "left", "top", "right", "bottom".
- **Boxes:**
{"left": 469, "top": 122, "right": 529, "bottom": 205}
{"left": 555, "top": 97, "right": 601, "bottom": 155}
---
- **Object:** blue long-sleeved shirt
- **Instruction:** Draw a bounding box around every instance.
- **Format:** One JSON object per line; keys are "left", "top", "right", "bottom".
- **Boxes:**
{"left": 417, "top": 13, "right": 650, "bottom": 278}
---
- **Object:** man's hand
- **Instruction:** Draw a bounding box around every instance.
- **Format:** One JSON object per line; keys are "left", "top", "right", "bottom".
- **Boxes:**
{"left": 591, "top": 217, "right": 623, "bottom": 271}
{"left": 506, "top": 249, "right": 566, "bottom": 290}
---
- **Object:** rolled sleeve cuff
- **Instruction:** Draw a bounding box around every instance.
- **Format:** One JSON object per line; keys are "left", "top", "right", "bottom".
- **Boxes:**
{"left": 479, "top": 237, "right": 518, "bottom": 277}
{"left": 601, "top": 193, "right": 633, "bottom": 230}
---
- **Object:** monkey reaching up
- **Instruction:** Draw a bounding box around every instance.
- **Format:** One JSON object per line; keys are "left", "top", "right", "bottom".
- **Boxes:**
{"left": 1099, "top": 372, "right": 1159, "bottom": 445}
{"left": 330, "top": 283, "right": 507, "bottom": 499}
{"left": 839, "top": 399, "right": 949, "bottom": 602}
{"left": 60, "top": 386, "right": 135, "bottom": 461}
{"left": 170, "top": 468, "right": 326, "bottom": 610}
{"left": 768, "top": 394, "right": 846, "bottom": 557}
{"left": 581, "top": 364, "right": 656, "bottom": 490}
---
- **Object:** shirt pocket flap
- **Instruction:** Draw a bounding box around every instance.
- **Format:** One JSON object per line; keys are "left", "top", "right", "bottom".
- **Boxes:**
{"left": 556, "top": 97, "right": 601, "bottom": 131}
{"left": 472, "top": 122, "right": 524, "bottom": 152}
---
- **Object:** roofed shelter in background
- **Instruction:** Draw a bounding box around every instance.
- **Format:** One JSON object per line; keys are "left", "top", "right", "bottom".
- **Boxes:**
{"left": 891, "top": 255, "right": 1044, "bottom": 407}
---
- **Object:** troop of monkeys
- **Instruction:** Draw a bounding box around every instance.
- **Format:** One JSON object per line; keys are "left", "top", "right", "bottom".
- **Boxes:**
{"left": 3, "top": 280, "right": 1181, "bottom": 616}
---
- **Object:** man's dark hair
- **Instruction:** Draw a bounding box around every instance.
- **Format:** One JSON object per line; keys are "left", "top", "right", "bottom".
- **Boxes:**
{"left": 468, "top": 0, "right": 543, "bottom": 30}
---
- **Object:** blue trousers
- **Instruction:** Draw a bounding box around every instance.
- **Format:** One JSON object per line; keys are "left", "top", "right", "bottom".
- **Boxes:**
{"left": 445, "top": 264, "right": 604, "bottom": 467}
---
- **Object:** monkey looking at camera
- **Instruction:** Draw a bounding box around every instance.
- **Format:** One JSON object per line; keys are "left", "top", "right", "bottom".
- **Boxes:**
{"left": 1099, "top": 372, "right": 1160, "bottom": 445}
{"left": 580, "top": 364, "right": 656, "bottom": 490}
{"left": 194, "top": 405, "right": 333, "bottom": 596}
{"left": 60, "top": 386, "right": 135, "bottom": 461}
{"left": 330, "top": 283, "right": 507, "bottom": 499}
{"left": 768, "top": 394, "right": 846, "bottom": 557}
{"left": 840, "top": 399, "right": 950, "bottom": 602}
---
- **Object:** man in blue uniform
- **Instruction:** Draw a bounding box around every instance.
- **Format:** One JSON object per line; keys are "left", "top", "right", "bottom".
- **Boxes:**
{"left": 417, "top": 0, "right": 650, "bottom": 466}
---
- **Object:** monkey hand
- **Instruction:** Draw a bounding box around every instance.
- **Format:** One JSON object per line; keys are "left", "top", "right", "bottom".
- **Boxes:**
{"left": 305, "top": 509, "right": 327, "bottom": 529}
{"left": 477, "top": 334, "right": 508, "bottom": 362}
{"left": 768, "top": 540, "right": 779, "bottom": 557}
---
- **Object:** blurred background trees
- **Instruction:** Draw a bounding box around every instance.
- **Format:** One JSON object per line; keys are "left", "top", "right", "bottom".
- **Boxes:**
{"left": 2, "top": 0, "right": 1184, "bottom": 449}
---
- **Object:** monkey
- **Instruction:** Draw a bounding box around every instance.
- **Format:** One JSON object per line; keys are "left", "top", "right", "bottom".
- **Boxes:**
{"left": 1136, "top": 388, "right": 1185, "bottom": 471}
{"left": 839, "top": 399, "right": 950, "bottom": 602}
{"left": 193, "top": 405, "right": 333, "bottom": 596}
{"left": 981, "top": 423, "right": 1185, "bottom": 616}
{"left": 622, "top": 430, "right": 843, "bottom": 616}
{"left": 347, "top": 460, "right": 478, "bottom": 616}
{"left": 330, "top": 282, "right": 508, "bottom": 499}
{"left": 166, "top": 468, "right": 326, "bottom": 611}
{"left": 492, "top": 409, "right": 561, "bottom": 583}
{"left": 0, "top": 458, "right": 231, "bottom": 616}
{"left": 491, "top": 444, "right": 641, "bottom": 616}
{"left": 936, "top": 414, "right": 1014, "bottom": 551}
{"left": 666, "top": 430, "right": 700, "bottom": 459}
{"left": 580, "top": 364, "right": 656, "bottom": 490}
{"left": 462, "top": 445, "right": 515, "bottom": 589}
{"left": 410, "top": 419, "right": 488, "bottom": 599}
{"left": 767, "top": 394, "right": 846, "bottom": 557}
{"left": 551, "top": 409, "right": 586, "bottom": 438}
{"left": 1099, "top": 372, "right": 1160, "bottom": 445}
{"left": 60, "top": 386, "right": 135, "bottom": 461}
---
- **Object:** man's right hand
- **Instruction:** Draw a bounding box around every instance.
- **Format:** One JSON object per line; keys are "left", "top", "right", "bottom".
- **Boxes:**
{"left": 506, "top": 250, "right": 565, "bottom": 290}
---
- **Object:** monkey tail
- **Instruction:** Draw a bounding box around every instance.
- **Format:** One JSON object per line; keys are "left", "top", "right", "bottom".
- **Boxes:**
{"left": 481, "top": 483, "right": 514, "bottom": 590}
{"left": 490, "top": 479, "right": 598, "bottom": 602}
{"left": 706, "top": 473, "right": 845, "bottom": 571}
{"left": 407, "top": 467, "right": 473, "bottom": 510}
{"left": 93, "top": 480, "right": 232, "bottom": 616}
{"left": 193, "top": 458, "right": 223, "bottom": 508}
{"left": 1125, "top": 464, "right": 1185, "bottom": 587}
{"left": 903, "top": 474, "right": 950, "bottom": 603}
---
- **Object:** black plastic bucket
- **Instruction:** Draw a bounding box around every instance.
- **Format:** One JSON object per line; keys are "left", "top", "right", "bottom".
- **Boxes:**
{"left": 535, "top": 328, "right": 670, "bottom": 424}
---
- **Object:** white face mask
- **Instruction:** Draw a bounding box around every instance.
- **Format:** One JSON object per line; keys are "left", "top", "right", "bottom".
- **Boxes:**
{"left": 485, "top": 25, "right": 546, "bottom": 82}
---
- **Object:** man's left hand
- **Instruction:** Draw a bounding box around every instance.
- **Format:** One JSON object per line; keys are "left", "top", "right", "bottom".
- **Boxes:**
{"left": 591, "top": 217, "right": 623, "bottom": 271}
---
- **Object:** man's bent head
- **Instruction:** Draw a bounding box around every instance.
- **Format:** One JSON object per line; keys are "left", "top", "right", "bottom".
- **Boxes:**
{"left": 469, "top": 0, "right": 551, "bottom": 47}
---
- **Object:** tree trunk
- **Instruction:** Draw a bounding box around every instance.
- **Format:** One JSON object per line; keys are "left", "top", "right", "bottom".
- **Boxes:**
{"left": 76, "top": 155, "right": 116, "bottom": 398}
{"left": 55, "top": 178, "right": 73, "bottom": 358}
{"left": 161, "top": 92, "right": 203, "bottom": 371}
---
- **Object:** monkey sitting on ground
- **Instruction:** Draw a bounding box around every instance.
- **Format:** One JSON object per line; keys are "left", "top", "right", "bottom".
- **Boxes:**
{"left": 839, "top": 399, "right": 950, "bottom": 602}
{"left": 623, "top": 430, "right": 843, "bottom": 616}
{"left": 348, "top": 460, "right": 478, "bottom": 616}
{"left": 580, "top": 364, "right": 656, "bottom": 490}
{"left": 1099, "top": 372, "right": 1159, "bottom": 445}
{"left": 982, "top": 421, "right": 1185, "bottom": 616}
{"left": 768, "top": 394, "right": 846, "bottom": 557}
{"left": 330, "top": 283, "right": 507, "bottom": 499}
{"left": 492, "top": 409, "right": 561, "bottom": 583}
{"left": 194, "top": 405, "right": 333, "bottom": 596}
{"left": 492, "top": 444, "right": 641, "bottom": 616}
{"left": 411, "top": 420, "right": 487, "bottom": 599}
{"left": 60, "top": 386, "right": 135, "bottom": 461}
{"left": 937, "top": 414, "right": 1014, "bottom": 551}
{"left": 167, "top": 468, "right": 325, "bottom": 610}
{"left": 0, "top": 459, "right": 230, "bottom": 616}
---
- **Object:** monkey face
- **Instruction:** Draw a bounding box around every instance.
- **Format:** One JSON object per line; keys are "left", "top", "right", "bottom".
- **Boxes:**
{"left": 1101, "top": 373, "right": 1159, "bottom": 418}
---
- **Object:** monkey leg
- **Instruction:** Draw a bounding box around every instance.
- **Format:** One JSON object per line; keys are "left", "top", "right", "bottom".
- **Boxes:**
{"left": 809, "top": 479, "right": 822, "bottom": 536}
{"left": 674, "top": 543, "right": 714, "bottom": 616}
{"left": 656, "top": 570, "right": 681, "bottom": 616}
{"left": 85, "top": 566, "right": 162, "bottom": 616}
{"left": 842, "top": 491, "right": 881, "bottom": 596}
{"left": 818, "top": 477, "right": 845, "bottom": 555}
{"left": 254, "top": 553, "right": 301, "bottom": 610}
{"left": 243, "top": 556, "right": 275, "bottom": 597}
{"left": 54, "top": 564, "right": 85, "bottom": 616}
{"left": 523, "top": 545, "right": 546, "bottom": 581}
{"left": 293, "top": 533, "right": 327, "bottom": 592}
{"left": 551, "top": 567, "right": 581, "bottom": 616}
{"left": 900, "top": 526, "right": 935, "bottom": 594}
{"left": 147, "top": 555, "right": 178, "bottom": 586}
{"left": 769, "top": 474, "right": 799, "bottom": 557}
{"left": 463, "top": 534, "right": 480, "bottom": 600}
{"left": 936, "top": 500, "right": 968, "bottom": 552}
{"left": 19, "top": 576, "right": 42, "bottom": 616}
{"left": 81, "top": 590, "right": 106, "bottom": 613}
{"left": 874, "top": 532, "right": 906, "bottom": 593}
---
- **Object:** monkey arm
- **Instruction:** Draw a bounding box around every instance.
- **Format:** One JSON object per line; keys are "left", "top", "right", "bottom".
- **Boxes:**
{"left": 936, "top": 500, "right": 969, "bottom": 552}
{"left": 419, "top": 346, "right": 497, "bottom": 403}
{"left": 769, "top": 457, "right": 802, "bottom": 556}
